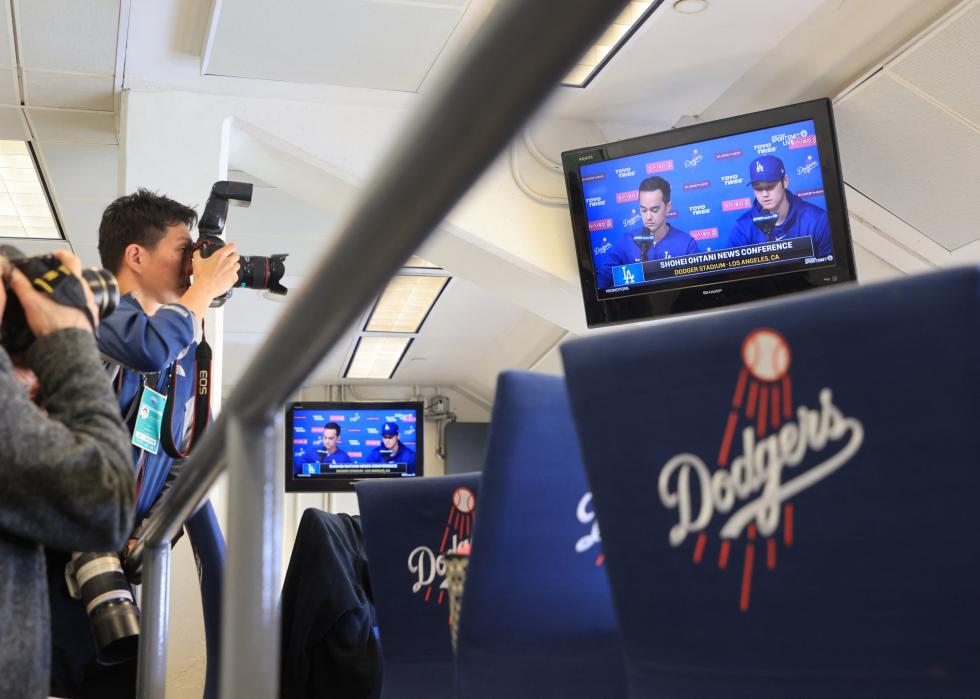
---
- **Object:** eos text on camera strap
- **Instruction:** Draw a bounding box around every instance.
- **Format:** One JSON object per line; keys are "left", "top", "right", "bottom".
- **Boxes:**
{"left": 159, "top": 333, "right": 212, "bottom": 459}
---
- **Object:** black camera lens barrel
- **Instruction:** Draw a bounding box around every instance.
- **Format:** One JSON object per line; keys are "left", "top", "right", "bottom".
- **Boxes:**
{"left": 81, "top": 267, "right": 120, "bottom": 316}
{"left": 70, "top": 552, "right": 140, "bottom": 665}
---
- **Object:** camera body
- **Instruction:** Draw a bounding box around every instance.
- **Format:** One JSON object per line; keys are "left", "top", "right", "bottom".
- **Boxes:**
{"left": 192, "top": 181, "right": 288, "bottom": 308}
{"left": 0, "top": 246, "right": 118, "bottom": 355}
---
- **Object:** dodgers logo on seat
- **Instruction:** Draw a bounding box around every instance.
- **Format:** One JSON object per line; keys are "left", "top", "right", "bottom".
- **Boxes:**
{"left": 406, "top": 487, "right": 476, "bottom": 609}
{"left": 657, "top": 328, "right": 864, "bottom": 611}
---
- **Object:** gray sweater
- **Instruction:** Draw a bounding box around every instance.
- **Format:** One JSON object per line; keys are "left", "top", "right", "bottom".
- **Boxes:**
{"left": 0, "top": 329, "right": 134, "bottom": 699}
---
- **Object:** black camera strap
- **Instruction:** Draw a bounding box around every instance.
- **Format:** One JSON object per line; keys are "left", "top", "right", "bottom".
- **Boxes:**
{"left": 159, "top": 330, "right": 213, "bottom": 459}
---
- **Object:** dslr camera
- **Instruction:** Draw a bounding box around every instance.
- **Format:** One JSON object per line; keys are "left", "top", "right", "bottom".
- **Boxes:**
{"left": 0, "top": 245, "right": 119, "bottom": 355}
{"left": 191, "top": 181, "right": 288, "bottom": 307}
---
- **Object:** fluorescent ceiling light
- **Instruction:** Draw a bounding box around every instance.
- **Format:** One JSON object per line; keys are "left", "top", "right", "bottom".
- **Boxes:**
{"left": 0, "top": 141, "right": 61, "bottom": 240}
{"left": 404, "top": 255, "right": 440, "bottom": 269}
{"left": 562, "top": 1, "right": 661, "bottom": 88}
{"left": 344, "top": 336, "right": 413, "bottom": 380}
{"left": 365, "top": 275, "right": 449, "bottom": 334}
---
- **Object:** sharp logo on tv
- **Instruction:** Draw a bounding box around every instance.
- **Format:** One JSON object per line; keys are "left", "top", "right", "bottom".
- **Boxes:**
{"left": 585, "top": 195, "right": 606, "bottom": 208}
{"left": 645, "top": 159, "right": 674, "bottom": 173}
{"left": 656, "top": 328, "right": 864, "bottom": 612}
{"left": 615, "top": 166, "right": 636, "bottom": 179}
{"left": 575, "top": 491, "right": 605, "bottom": 567}
{"left": 797, "top": 155, "right": 819, "bottom": 176}
{"left": 683, "top": 149, "right": 703, "bottom": 169}
{"left": 722, "top": 197, "right": 752, "bottom": 212}
{"left": 616, "top": 190, "right": 639, "bottom": 203}
{"left": 407, "top": 486, "right": 476, "bottom": 610}
{"left": 720, "top": 174, "right": 744, "bottom": 186}
{"left": 589, "top": 218, "right": 614, "bottom": 232}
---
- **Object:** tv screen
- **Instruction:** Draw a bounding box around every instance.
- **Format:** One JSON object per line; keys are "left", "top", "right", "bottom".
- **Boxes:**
{"left": 562, "top": 99, "right": 856, "bottom": 327}
{"left": 285, "top": 401, "right": 423, "bottom": 492}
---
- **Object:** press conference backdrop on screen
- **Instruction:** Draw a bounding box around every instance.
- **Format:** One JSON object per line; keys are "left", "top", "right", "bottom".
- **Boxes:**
{"left": 581, "top": 119, "right": 830, "bottom": 297}
{"left": 287, "top": 404, "right": 422, "bottom": 493}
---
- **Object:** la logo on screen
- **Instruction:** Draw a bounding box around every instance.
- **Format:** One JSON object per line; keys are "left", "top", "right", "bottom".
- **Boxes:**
{"left": 656, "top": 328, "right": 864, "bottom": 612}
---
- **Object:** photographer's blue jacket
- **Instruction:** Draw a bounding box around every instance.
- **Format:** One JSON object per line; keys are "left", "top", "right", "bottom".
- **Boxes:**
{"left": 728, "top": 190, "right": 833, "bottom": 257}
{"left": 97, "top": 293, "right": 198, "bottom": 526}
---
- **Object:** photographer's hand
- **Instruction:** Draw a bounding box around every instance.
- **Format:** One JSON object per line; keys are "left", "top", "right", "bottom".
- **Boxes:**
{"left": 178, "top": 243, "right": 240, "bottom": 319}
{"left": 9, "top": 251, "right": 96, "bottom": 337}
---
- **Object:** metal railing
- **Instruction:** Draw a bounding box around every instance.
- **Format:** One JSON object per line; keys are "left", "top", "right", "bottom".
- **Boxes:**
{"left": 129, "top": 1, "right": 631, "bottom": 697}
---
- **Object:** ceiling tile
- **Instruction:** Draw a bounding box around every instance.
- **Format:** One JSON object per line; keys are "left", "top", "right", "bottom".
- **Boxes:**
{"left": 24, "top": 71, "right": 114, "bottom": 111}
{"left": 206, "top": 0, "right": 468, "bottom": 92}
{"left": 891, "top": 2, "right": 980, "bottom": 128}
{"left": 26, "top": 108, "right": 117, "bottom": 144}
{"left": 0, "top": 106, "right": 30, "bottom": 140}
{"left": 0, "top": 69, "right": 19, "bottom": 106}
{"left": 16, "top": 0, "right": 119, "bottom": 74}
{"left": 836, "top": 74, "right": 980, "bottom": 251}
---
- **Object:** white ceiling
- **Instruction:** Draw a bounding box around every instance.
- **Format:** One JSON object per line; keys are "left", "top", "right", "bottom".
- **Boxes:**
{"left": 205, "top": 0, "right": 471, "bottom": 92}
{"left": 16, "top": 0, "right": 980, "bottom": 400}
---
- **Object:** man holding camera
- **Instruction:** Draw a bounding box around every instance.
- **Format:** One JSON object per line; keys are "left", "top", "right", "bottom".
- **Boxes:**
{"left": 47, "top": 189, "right": 239, "bottom": 698}
{"left": 0, "top": 250, "right": 134, "bottom": 699}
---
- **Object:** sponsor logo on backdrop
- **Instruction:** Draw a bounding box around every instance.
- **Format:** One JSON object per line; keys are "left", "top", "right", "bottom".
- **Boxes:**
{"left": 582, "top": 173, "right": 605, "bottom": 183}
{"left": 367, "top": 428, "right": 379, "bottom": 435}
{"left": 312, "top": 415, "right": 324, "bottom": 422}
{"left": 589, "top": 218, "right": 614, "bottom": 232}
{"left": 684, "top": 149, "right": 704, "bottom": 169}
{"left": 329, "top": 415, "right": 345, "bottom": 422}
{"left": 615, "top": 166, "right": 637, "bottom": 179}
{"left": 753, "top": 141, "right": 777, "bottom": 155}
{"left": 722, "top": 197, "right": 752, "bottom": 212}
{"left": 575, "top": 491, "right": 605, "bottom": 566}
{"left": 721, "top": 174, "right": 744, "bottom": 186}
{"left": 349, "top": 414, "right": 361, "bottom": 423}
{"left": 349, "top": 451, "right": 363, "bottom": 458}
{"left": 366, "top": 439, "right": 381, "bottom": 447}
{"left": 715, "top": 149, "right": 743, "bottom": 160}
{"left": 408, "top": 487, "right": 476, "bottom": 611}
{"left": 616, "top": 190, "right": 639, "bottom": 203}
{"left": 623, "top": 211, "right": 642, "bottom": 228}
{"left": 293, "top": 439, "right": 308, "bottom": 446}
{"left": 689, "top": 204, "right": 712, "bottom": 216}
{"left": 667, "top": 210, "right": 680, "bottom": 219}
{"left": 295, "top": 426, "right": 306, "bottom": 433}
{"left": 771, "top": 129, "right": 809, "bottom": 146}
{"left": 348, "top": 439, "right": 361, "bottom": 446}
{"left": 311, "top": 427, "right": 324, "bottom": 434}
{"left": 796, "top": 155, "right": 819, "bottom": 176}
{"left": 683, "top": 180, "right": 710, "bottom": 191}
{"left": 657, "top": 328, "right": 864, "bottom": 612}
{"left": 690, "top": 227, "right": 719, "bottom": 240}
{"left": 586, "top": 196, "right": 607, "bottom": 208}
{"left": 646, "top": 159, "right": 675, "bottom": 173}
{"left": 798, "top": 188, "right": 824, "bottom": 199}
{"left": 594, "top": 237, "right": 613, "bottom": 256}
{"left": 790, "top": 134, "right": 817, "bottom": 149}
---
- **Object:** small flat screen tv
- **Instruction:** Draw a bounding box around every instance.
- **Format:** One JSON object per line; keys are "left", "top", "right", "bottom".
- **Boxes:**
{"left": 562, "top": 98, "right": 857, "bottom": 327}
{"left": 285, "top": 401, "right": 423, "bottom": 492}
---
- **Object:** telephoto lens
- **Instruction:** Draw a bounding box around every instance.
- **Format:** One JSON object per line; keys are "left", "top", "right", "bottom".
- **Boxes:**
{"left": 65, "top": 552, "right": 140, "bottom": 665}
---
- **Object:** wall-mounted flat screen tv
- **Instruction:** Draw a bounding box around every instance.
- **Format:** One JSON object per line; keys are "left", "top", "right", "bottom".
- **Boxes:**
{"left": 562, "top": 98, "right": 857, "bottom": 327}
{"left": 285, "top": 401, "right": 423, "bottom": 492}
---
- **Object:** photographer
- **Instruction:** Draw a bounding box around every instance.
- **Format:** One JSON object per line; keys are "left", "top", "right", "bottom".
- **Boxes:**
{"left": 48, "top": 189, "right": 239, "bottom": 698}
{"left": 0, "top": 250, "right": 134, "bottom": 699}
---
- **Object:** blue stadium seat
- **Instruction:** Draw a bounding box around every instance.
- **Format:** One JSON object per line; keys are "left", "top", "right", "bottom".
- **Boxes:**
{"left": 357, "top": 473, "right": 482, "bottom": 699}
{"left": 561, "top": 267, "right": 980, "bottom": 698}
{"left": 455, "top": 372, "right": 626, "bottom": 698}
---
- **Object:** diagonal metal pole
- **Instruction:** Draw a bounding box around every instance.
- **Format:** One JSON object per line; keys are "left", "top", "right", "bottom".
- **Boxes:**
{"left": 130, "top": 1, "right": 632, "bottom": 697}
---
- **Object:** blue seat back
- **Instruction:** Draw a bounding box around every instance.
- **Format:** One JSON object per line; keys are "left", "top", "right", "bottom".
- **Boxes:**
{"left": 357, "top": 473, "right": 481, "bottom": 699}
{"left": 561, "top": 268, "right": 980, "bottom": 697}
{"left": 456, "top": 371, "right": 625, "bottom": 698}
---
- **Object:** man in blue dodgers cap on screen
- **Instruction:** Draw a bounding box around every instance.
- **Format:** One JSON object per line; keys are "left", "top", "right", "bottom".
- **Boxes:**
{"left": 727, "top": 155, "right": 833, "bottom": 257}
{"left": 595, "top": 175, "right": 699, "bottom": 289}
{"left": 366, "top": 421, "right": 415, "bottom": 469}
